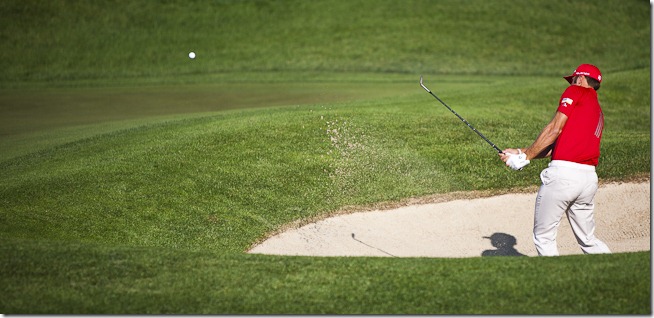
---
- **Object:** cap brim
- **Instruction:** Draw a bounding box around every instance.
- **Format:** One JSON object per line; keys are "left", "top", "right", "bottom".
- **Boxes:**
{"left": 563, "top": 75, "right": 574, "bottom": 84}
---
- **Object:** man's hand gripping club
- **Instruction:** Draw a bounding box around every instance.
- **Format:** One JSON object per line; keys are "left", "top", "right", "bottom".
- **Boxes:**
{"left": 500, "top": 148, "right": 530, "bottom": 170}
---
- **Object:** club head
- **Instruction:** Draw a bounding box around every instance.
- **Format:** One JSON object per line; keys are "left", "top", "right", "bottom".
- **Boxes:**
{"left": 420, "top": 75, "right": 430, "bottom": 93}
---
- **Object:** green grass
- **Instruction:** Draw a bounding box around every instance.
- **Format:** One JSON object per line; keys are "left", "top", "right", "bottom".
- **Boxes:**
{"left": 0, "top": 0, "right": 650, "bottom": 314}
{"left": 1, "top": 239, "right": 649, "bottom": 314}
{"left": 1, "top": 70, "right": 649, "bottom": 253}
{"left": 0, "top": 0, "right": 649, "bottom": 86}
{"left": 0, "top": 80, "right": 419, "bottom": 161}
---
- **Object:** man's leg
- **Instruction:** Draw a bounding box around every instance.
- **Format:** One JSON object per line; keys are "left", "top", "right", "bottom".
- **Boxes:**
{"left": 533, "top": 167, "right": 572, "bottom": 256}
{"left": 566, "top": 178, "right": 611, "bottom": 254}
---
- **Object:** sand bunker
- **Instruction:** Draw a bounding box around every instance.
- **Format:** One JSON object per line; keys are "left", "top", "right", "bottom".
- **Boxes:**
{"left": 249, "top": 181, "right": 650, "bottom": 258}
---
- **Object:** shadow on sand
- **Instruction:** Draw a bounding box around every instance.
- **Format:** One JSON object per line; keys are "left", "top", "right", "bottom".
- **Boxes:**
{"left": 482, "top": 232, "right": 526, "bottom": 257}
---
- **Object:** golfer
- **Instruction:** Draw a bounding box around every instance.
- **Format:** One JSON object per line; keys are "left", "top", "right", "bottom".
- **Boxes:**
{"left": 499, "top": 64, "right": 611, "bottom": 256}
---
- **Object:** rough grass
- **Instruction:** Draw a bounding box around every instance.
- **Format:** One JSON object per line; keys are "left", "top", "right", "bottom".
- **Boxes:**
{"left": 1, "top": 239, "right": 649, "bottom": 314}
{"left": 0, "top": 0, "right": 649, "bottom": 86}
{"left": 0, "top": 0, "right": 650, "bottom": 314}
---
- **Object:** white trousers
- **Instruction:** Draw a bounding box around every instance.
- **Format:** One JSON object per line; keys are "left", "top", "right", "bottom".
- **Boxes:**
{"left": 533, "top": 160, "right": 611, "bottom": 256}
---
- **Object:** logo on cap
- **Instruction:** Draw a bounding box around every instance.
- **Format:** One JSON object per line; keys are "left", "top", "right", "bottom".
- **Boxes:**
{"left": 563, "top": 64, "right": 602, "bottom": 83}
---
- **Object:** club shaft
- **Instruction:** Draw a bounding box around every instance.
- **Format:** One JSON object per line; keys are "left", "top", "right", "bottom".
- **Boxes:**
{"left": 420, "top": 77, "right": 502, "bottom": 153}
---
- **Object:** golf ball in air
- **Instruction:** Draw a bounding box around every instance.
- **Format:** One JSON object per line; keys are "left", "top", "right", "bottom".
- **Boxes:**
{"left": 189, "top": 52, "right": 196, "bottom": 59}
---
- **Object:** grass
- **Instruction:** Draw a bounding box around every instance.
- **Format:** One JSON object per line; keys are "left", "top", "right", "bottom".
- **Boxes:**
{"left": 0, "top": 0, "right": 650, "bottom": 314}
{"left": 1, "top": 239, "right": 649, "bottom": 314}
{"left": 1, "top": 71, "right": 649, "bottom": 314}
{"left": 0, "top": 80, "right": 419, "bottom": 161}
{"left": 0, "top": 0, "right": 649, "bottom": 86}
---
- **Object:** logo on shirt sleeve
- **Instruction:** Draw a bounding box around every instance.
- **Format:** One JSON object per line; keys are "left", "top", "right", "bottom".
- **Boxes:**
{"left": 560, "top": 97, "right": 573, "bottom": 107}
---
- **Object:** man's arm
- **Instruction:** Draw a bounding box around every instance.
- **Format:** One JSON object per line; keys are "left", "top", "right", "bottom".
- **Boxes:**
{"left": 523, "top": 111, "right": 568, "bottom": 160}
{"left": 499, "top": 111, "right": 568, "bottom": 164}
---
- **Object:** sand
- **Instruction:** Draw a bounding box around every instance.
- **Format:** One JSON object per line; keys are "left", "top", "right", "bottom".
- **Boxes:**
{"left": 249, "top": 181, "right": 650, "bottom": 258}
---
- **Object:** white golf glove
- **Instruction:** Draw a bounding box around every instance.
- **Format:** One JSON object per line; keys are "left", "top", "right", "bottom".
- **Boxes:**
{"left": 506, "top": 150, "right": 530, "bottom": 170}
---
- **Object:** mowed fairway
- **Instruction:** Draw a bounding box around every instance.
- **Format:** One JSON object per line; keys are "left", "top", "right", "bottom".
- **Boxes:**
{"left": 0, "top": 0, "right": 650, "bottom": 314}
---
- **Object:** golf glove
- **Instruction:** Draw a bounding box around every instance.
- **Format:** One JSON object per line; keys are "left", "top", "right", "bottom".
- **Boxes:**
{"left": 506, "top": 150, "right": 530, "bottom": 170}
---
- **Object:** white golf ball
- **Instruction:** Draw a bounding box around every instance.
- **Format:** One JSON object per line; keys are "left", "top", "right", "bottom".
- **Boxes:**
{"left": 189, "top": 52, "right": 196, "bottom": 59}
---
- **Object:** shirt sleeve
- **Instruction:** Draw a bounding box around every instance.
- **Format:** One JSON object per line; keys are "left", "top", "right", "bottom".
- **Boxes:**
{"left": 557, "top": 86, "right": 579, "bottom": 116}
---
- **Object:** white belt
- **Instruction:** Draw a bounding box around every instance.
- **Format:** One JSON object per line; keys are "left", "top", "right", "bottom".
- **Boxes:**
{"left": 549, "top": 160, "right": 595, "bottom": 172}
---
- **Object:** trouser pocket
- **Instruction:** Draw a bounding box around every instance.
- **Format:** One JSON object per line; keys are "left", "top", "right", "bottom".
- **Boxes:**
{"left": 540, "top": 167, "right": 557, "bottom": 186}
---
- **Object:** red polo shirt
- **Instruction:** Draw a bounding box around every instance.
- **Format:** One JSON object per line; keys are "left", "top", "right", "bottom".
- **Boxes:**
{"left": 551, "top": 85, "right": 604, "bottom": 166}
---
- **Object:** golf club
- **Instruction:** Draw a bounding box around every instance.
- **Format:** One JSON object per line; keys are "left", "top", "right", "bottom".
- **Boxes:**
{"left": 420, "top": 76, "right": 503, "bottom": 154}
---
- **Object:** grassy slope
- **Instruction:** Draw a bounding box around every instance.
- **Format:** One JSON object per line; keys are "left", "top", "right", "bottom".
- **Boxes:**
{"left": 1, "top": 70, "right": 649, "bottom": 253}
{"left": 0, "top": 80, "right": 419, "bottom": 161}
{"left": 0, "top": 0, "right": 650, "bottom": 314}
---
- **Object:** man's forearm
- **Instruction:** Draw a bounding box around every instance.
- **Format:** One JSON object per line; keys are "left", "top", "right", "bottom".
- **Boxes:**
{"left": 524, "top": 139, "right": 554, "bottom": 160}
{"left": 500, "top": 112, "right": 567, "bottom": 163}
{"left": 524, "top": 113, "right": 567, "bottom": 160}
{"left": 524, "top": 125, "right": 558, "bottom": 160}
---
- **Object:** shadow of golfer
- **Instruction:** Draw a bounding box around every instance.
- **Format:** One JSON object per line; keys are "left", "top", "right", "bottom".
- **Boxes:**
{"left": 481, "top": 232, "right": 526, "bottom": 257}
